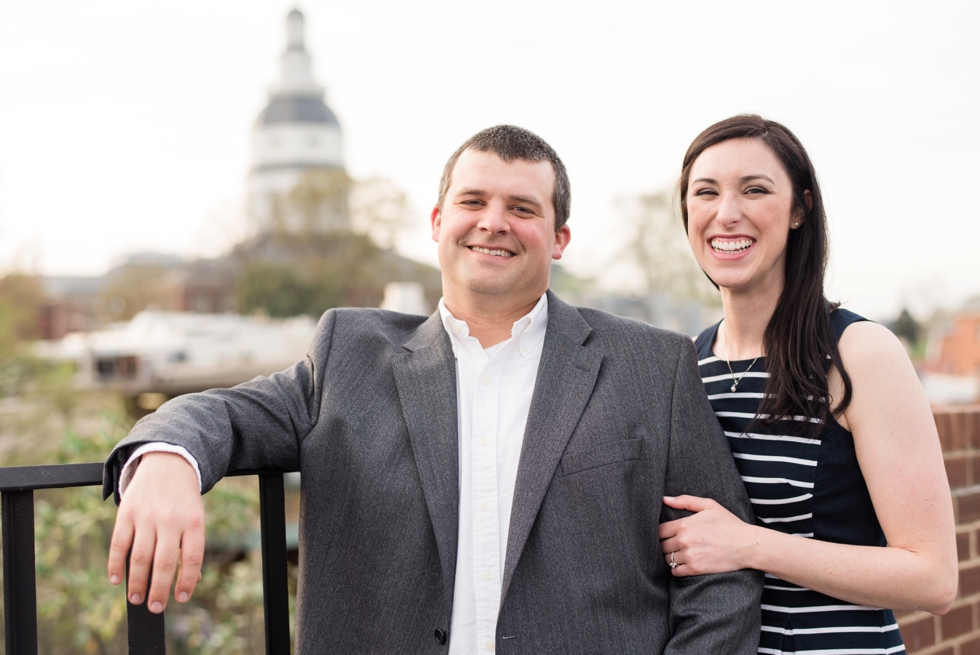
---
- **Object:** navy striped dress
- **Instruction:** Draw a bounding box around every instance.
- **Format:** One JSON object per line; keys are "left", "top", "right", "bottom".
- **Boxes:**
{"left": 695, "top": 309, "right": 905, "bottom": 655}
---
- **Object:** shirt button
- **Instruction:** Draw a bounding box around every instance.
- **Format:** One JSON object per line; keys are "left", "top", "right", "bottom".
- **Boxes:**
{"left": 482, "top": 375, "right": 492, "bottom": 385}
{"left": 480, "top": 502, "right": 491, "bottom": 511}
{"left": 520, "top": 346, "right": 528, "bottom": 354}
{"left": 479, "top": 437, "right": 489, "bottom": 446}
{"left": 482, "top": 570, "right": 493, "bottom": 580}
{"left": 486, "top": 642, "right": 495, "bottom": 651}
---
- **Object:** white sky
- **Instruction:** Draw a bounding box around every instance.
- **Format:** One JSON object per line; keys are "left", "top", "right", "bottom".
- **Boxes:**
{"left": 1, "top": 0, "right": 977, "bottom": 321}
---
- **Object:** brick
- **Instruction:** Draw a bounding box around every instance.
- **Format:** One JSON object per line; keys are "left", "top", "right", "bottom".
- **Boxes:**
{"left": 899, "top": 615, "right": 935, "bottom": 651}
{"left": 944, "top": 412, "right": 962, "bottom": 449}
{"left": 947, "top": 411, "right": 961, "bottom": 442}
{"left": 971, "top": 411, "right": 980, "bottom": 449}
{"left": 970, "top": 454, "right": 980, "bottom": 487}
{"left": 959, "top": 531, "right": 972, "bottom": 561}
{"left": 958, "top": 412, "right": 977, "bottom": 450}
{"left": 960, "top": 492, "right": 980, "bottom": 524}
{"left": 952, "top": 414, "right": 971, "bottom": 450}
{"left": 936, "top": 412, "right": 953, "bottom": 451}
{"left": 957, "top": 415, "right": 971, "bottom": 451}
{"left": 939, "top": 602, "right": 973, "bottom": 638}
{"left": 959, "top": 564, "right": 980, "bottom": 598}
{"left": 947, "top": 456, "right": 969, "bottom": 489}
{"left": 960, "top": 634, "right": 980, "bottom": 655}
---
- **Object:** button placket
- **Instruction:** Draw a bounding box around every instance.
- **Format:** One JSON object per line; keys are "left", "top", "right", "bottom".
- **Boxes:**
{"left": 438, "top": 295, "right": 548, "bottom": 655}
{"left": 471, "top": 349, "right": 505, "bottom": 654}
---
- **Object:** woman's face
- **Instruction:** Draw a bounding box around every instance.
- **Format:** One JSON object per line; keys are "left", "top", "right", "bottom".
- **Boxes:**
{"left": 685, "top": 137, "right": 802, "bottom": 298}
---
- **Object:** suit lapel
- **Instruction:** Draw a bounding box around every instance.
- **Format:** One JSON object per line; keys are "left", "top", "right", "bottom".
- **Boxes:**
{"left": 392, "top": 312, "right": 460, "bottom": 604}
{"left": 501, "top": 292, "right": 602, "bottom": 601}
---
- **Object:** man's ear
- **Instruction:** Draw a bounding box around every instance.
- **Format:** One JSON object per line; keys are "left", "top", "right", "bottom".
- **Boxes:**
{"left": 430, "top": 205, "right": 442, "bottom": 242}
{"left": 552, "top": 225, "right": 571, "bottom": 260}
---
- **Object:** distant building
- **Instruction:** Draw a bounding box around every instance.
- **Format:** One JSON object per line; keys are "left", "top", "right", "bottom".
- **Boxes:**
{"left": 930, "top": 298, "right": 980, "bottom": 377}
{"left": 40, "top": 253, "right": 185, "bottom": 339}
{"left": 247, "top": 9, "right": 347, "bottom": 236}
{"left": 157, "top": 257, "right": 241, "bottom": 315}
{"left": 36, "top": 311, "right": 318, "bottom": 409}
{"left": 380, "top": 282, "right": 429, "bottom": 315}
{"left": 917, "top": 297, "right": 980, "bottom": 405}
{"left": 39, "top": 275, "right": 104, "bottom": 338}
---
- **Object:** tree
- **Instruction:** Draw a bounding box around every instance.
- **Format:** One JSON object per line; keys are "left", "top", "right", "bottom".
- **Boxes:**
{"left": 99, "top": 263, "right": 173, "bottom": 321}
{"left": 889, "top": 307, "right": 924, "bottom": 357}
{"left": 0, "top": 271, "right": 82, "bottom": 417}
{"left": 349, "top": 176, "right": 418, "bottom": 251}
{"left": 279, "top": 168, "right": 353, "bottom": 236}
{"left": 0, "top": 271, "right": 44, "bottom": 355}
{"left": 891, "top": 308, "right": 921, "bottom": 344}
{"left": 235, "top": 170, "right": 440, "bottom": 316}
{"left": 237, "top": 260, "right": 343, "bottom": 318}
{"left": 614, "top": 191, "right": 718, "bottom": 305}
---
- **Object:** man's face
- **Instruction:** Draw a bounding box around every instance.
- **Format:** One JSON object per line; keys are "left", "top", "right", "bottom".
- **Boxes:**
{"left": 431, "top": 149, "right": 571, "bottom": 309}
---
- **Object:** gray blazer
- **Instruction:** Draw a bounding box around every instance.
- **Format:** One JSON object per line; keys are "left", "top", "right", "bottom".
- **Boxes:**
{"left": 105, "top": 292, "right": 761, "bottom": 654}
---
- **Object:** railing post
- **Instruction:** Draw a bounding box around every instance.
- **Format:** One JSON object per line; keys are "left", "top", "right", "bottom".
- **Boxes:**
{"left": 126, "top": 557, "right": 166, "bottom": 654}
{"left": 0, "top": 463, "right": 294, "bottom": 654}
{"left": 259, "top": 472, "right": 290, "bottom": 654}
{"left": 2, "top": 489, "right": 39, "bottom": 655}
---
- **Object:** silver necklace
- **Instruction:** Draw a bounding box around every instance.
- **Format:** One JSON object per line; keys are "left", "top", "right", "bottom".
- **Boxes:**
{"left": 721, "top": 327, "right": 759, "bottom": 392}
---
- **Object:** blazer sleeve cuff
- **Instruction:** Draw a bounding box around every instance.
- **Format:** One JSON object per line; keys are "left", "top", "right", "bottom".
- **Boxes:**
{"left": 119, "top": 443, "right": 203, "bottom": 498}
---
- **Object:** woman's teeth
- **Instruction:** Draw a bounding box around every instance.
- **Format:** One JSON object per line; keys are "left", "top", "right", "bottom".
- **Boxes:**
{"left": 711, "top": 239, "right": 753, "bottom": 253}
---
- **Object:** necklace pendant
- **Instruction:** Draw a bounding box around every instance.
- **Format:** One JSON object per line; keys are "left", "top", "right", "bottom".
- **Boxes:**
{"left": 730, "top": 383, "right": 737, "bottom": 393}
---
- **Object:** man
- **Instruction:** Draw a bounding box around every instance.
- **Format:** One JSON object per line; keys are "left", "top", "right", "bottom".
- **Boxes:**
{"left": 105, "top": 125, "right": 761, "bottom": 653}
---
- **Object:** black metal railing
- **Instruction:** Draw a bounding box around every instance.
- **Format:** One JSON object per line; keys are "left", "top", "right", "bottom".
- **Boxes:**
{"left": 1, "top": 463, "right": 292, "bottom": 655}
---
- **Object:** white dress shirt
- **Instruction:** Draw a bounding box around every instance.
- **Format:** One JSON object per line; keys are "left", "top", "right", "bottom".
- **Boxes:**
{"left": 120, "top": 295, "right": 550, "bottom": 654}
{"left": 439, "top": 295, "right": 547, "bottom": 655}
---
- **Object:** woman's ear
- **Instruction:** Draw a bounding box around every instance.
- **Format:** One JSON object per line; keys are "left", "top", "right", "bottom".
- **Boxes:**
{"left": 792, "top": 190, "right": 813, "bottom": 229}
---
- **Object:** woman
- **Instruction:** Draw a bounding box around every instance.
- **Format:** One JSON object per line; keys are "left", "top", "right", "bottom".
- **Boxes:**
{"left": 659, "top": 115, "right": 957, "bottom": 653}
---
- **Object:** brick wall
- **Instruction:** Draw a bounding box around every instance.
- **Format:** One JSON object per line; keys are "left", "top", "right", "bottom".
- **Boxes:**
{"left": 899, "top": 405, "right": 980, "bottom": 654}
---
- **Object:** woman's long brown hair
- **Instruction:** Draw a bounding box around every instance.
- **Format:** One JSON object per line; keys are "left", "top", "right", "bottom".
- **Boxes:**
{"left": 679, "top": 115, "right": 852, "bottom": 434}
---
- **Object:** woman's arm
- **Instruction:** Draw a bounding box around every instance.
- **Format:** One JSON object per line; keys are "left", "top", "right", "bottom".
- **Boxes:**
{"left": 659, "top": 321, "right": 958, "bottom": 614}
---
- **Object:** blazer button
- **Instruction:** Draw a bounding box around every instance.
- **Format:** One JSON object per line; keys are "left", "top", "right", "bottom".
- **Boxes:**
{"left": 434, "top": 628, "right": 448, "bottom": 645}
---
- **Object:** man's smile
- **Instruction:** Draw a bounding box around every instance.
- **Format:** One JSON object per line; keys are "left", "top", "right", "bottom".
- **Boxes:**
{"left": 468, "top": 245, "right": 515, "bottom": 258}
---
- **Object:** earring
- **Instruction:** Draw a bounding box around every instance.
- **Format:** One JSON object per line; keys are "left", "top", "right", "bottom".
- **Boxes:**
{"left": 793, "top": 222, "right": 800, "bottom": 228}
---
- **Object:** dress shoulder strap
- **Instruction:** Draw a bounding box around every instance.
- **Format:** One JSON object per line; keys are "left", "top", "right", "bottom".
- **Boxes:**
{"left": 829, "top": 307, "right": 869, "bottom": 342}
{"left": 694, "top": 321, "right": 722, "bottom": 360}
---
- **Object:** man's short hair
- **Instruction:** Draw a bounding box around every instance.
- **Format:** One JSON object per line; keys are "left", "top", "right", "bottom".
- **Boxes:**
{"left": 437, "top": 125, "right": 571, "bottom": 231}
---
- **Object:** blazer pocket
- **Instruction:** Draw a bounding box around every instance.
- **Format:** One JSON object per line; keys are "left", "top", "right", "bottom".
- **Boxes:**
{"left": 560, "top": 438, "right": 643, "bottom": 476}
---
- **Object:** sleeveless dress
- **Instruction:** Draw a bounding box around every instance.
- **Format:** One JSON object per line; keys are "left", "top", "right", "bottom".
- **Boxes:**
{"left": 695, "top": 309, "right": 906, "bottom": 655}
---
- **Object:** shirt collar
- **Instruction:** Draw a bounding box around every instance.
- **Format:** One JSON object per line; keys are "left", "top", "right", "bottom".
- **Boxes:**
{"left": 438, "top": 294, "right": 549, "bottom": 357}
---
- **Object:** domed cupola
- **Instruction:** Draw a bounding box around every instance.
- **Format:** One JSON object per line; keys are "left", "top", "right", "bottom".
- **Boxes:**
{"left": 247, "top": 8, "right": 345, "bottom": 235}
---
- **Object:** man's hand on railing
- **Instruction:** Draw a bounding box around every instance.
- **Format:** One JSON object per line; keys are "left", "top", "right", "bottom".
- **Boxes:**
{"left": 107, "top": 452, "right": 206, "bottom": 614}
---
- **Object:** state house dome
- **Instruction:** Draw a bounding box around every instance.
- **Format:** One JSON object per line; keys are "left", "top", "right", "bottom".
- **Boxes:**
{"left": 247, "top": 8, "right": 346, "bottom": 235}
{"left": 257, "top": 96, "right": 340, "bottom": 127}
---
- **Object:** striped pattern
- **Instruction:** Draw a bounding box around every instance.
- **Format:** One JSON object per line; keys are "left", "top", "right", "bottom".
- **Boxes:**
{"left": 696, "top": 329, "right": 904, "bottom": 655}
